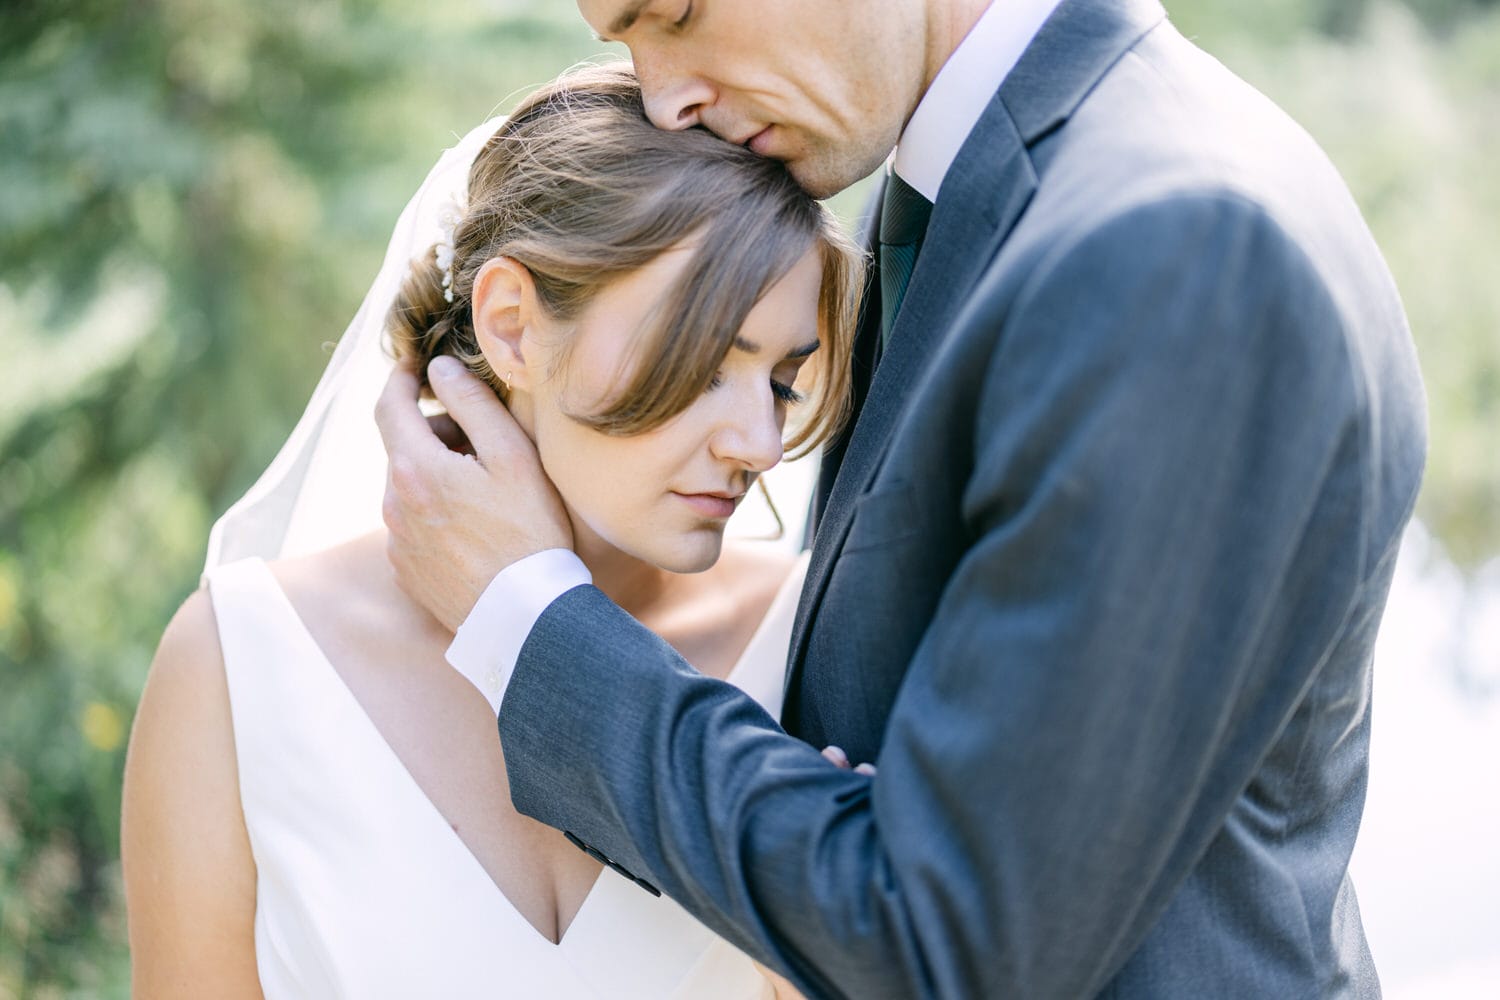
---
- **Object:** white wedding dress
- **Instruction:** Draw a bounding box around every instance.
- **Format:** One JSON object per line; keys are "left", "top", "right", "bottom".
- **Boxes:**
{"left": 196, "top": 111, "right": 819, "bottom": 999}
{"left": 204, "top": 553, "right": 806, "bottom": 999}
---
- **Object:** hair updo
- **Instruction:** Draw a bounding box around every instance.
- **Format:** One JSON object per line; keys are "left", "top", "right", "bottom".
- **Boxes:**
{"left": 385, "top": 62, "right": 863, "bottom": 455}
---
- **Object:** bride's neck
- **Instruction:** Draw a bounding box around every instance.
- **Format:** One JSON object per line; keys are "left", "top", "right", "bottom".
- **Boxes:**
{"left": 572, "top": 528, "right": 675, "bottom": 620}
{"left": 359, "top": 525, "right": 670, "bottom": 627}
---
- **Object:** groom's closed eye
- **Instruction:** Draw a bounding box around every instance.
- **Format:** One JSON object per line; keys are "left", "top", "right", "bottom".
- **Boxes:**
{"left": 595, "top": 0, "right": 690, "bottom": 41}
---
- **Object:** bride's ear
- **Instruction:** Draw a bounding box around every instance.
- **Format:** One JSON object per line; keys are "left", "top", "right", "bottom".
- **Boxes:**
{"left": 471, "top": 256, "right": 538, "bottom": 392}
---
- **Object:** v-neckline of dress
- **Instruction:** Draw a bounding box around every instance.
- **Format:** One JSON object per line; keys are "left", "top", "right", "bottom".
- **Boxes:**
{"left": 248, "top": 558, "right": 607, "bottom": 949}
{"left": 243, "top": 554, "right": 804, "bottom": 950}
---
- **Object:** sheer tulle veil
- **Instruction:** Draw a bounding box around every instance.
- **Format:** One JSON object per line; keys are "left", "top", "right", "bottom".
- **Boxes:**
{"left": 204, "top": 114, "right": 813, "bottom": 574}
{"left": 204, "top": 117, "right": 504, "bottom": 571}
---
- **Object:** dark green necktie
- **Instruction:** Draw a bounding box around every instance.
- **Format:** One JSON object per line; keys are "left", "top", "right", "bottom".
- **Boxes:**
{"left": 878, "top": 171, "right": 934, "bottom": 346}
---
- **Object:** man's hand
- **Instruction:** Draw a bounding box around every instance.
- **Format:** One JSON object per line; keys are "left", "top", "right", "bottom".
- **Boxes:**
{"left": 375, "top": 355, "right": 572, "bottom": 631}
{"left": 820, "top": 745, "right": 876, "bottom": 777}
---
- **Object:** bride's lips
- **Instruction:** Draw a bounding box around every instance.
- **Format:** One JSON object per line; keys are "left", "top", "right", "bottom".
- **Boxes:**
{"left": 673, "top": 492, "right": 742, "bottom": 519}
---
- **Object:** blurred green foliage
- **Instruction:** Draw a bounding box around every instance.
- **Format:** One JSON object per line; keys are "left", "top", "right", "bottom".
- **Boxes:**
{"left": 0, "top": 0, "right": 1495, "bottom": 994}
{"left": 0, "top": 2, "right": 612, "bottom": 993}
{"left": 1170, "top": 0, "right": 1500, "bottom": 568}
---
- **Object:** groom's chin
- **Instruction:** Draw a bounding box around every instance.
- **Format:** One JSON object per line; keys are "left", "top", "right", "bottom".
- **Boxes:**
{"left": 784, "top": 139, "right": 893, "bottom": 201}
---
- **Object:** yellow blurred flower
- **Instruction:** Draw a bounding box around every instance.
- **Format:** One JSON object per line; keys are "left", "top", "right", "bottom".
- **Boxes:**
{"left": 81, "top": 702, "right": 125, "bottom": 753}
{"left": 0, "top": 565, "right": 17, "bottom": 632}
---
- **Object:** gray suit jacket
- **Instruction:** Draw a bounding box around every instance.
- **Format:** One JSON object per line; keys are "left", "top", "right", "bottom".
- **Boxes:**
{"left": 498, "top": 0, "right": 1427, "bottom": 996}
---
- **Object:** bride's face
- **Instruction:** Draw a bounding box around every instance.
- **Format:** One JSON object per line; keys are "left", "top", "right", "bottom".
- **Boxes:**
{"left": 493, "top": 243, "right": 823, "bottom": 573}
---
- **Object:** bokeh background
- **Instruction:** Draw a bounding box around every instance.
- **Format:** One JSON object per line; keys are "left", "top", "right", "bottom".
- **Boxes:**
{"left": 2, "top": 0, "right": 1497, "bottom": 996}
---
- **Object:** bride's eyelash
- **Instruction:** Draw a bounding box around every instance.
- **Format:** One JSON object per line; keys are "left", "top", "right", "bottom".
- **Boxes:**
{"left": 771, "top": 380, "right": 806, "bottom": 406}
{"left": 673, "top": 1, "right": 694, "bottom": 31}
{"left": 704, "top": 373, "right": 806, "bottom": 406}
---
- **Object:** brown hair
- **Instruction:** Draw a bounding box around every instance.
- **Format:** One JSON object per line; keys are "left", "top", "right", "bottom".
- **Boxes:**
{"left": 386, "top": 62, "right": 863, "bottom": 456}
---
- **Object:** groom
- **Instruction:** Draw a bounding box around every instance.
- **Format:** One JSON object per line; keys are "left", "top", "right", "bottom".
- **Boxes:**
{"left": 376, "top": 0, "right": 1426, "bottom": 995}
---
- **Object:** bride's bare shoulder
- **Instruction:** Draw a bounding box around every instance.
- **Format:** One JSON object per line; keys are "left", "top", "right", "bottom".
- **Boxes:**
{"left": 132, "top": 531, "right": 396, "bottom": 738}
{"left": 139, "top": 533, "right": 388, "bottom": 686}
{"left": 134, "top": 585, "right": 228, "bottom": 720}
{"left": 151, "top": 586, "right": 222, "bottom": 671}
{"left": 123, "top": 591, "right": 261, "bottom": 993}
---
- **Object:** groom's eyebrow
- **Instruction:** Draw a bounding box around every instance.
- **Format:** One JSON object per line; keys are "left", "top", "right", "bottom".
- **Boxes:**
{"left": 733, "top": 335, "right": 821, "bottom": 359}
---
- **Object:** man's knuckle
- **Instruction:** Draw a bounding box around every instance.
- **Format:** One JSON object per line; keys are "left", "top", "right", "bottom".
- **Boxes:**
{"left": 388, "top": 456, "right": 425, "bottom": 498}
{"left": 381, "top": 490, "right": 403, "bottom": 530}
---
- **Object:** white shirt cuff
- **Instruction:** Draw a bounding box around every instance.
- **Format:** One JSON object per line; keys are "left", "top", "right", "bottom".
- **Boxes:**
{"left": 445, "top": 548, "right": 592, "bottom": 716}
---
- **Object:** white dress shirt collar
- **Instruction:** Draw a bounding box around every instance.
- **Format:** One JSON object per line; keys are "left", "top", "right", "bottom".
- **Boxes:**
{"left": 892, "top": 0, "right": 1066, "bottom": 203}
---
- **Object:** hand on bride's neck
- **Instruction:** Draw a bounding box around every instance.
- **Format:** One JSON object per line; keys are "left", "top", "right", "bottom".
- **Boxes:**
{"left": 467, "top": 397, "right": 680, "bottom": 621}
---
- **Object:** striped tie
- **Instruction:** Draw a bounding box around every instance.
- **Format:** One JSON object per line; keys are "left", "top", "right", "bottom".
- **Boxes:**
{"left": 878, "top": 172, "right": 934, "bottom": 346}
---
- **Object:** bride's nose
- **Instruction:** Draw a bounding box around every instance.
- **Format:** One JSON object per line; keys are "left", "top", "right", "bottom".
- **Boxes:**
{"left": 708, "top": 388, "right": 784, "bottom": 474}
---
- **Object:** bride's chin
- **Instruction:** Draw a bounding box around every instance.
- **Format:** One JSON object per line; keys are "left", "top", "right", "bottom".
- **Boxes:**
{"left": 651, "top": 535, "right": 724, "bottom": 576}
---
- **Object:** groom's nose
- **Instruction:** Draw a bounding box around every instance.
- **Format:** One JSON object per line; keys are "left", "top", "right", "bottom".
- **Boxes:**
{"left": 638, "top": 65, "right": 715, "bottom": 132}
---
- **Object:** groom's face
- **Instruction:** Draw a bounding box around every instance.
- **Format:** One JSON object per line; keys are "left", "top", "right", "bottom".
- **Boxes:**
{"left": 579, "top": 0, "right": 926, "bottom": 198}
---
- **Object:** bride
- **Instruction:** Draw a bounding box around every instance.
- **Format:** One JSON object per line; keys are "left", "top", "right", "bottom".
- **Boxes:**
{"left": 120, "top": 64, "right": 862, "bottom": 998}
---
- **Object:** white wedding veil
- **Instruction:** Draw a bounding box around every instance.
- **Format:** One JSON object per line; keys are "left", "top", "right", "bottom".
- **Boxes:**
{"left": 204, "top": 114, "right": 814, "bottom": 573}
{"left": 205, "top": 117, "right": 504, "bottom": 570}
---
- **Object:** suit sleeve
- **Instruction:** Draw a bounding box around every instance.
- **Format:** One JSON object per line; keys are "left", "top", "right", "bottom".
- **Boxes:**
{"left": 498, "top": 192, "right": 1372, "bottom": 999}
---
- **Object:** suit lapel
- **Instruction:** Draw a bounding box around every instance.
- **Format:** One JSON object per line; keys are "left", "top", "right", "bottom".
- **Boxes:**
{"left": 785, "top": 0, "right": 1171, "bottom": 695}
{"left": 788, "top": 102, "right": 1036, "bottom": 681}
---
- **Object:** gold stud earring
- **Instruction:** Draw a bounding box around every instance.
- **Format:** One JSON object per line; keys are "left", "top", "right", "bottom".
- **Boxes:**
{"left": 503, "top": 370, "right": 513, "bottom": 393}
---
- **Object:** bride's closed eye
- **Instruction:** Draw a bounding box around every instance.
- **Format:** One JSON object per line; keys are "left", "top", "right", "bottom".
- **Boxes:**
{"left": 771, "top": 379, "right": 805, "bottom": 406}
{"left": 704, "top": 372, "right": 806, "bottom": 406}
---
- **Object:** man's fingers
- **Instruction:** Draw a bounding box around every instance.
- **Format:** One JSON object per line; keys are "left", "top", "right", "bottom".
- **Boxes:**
{"left": 375, "top": 363, "right": 446, "bottom": 461}
{"left": 820, "top": 746, "right": 874, "bottom": 776}
{"left": 427, "top": 356, "right": 527, "bottom": 465}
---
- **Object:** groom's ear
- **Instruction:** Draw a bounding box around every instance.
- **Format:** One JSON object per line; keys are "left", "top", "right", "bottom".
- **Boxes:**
{"left": 471, "top": 256, "right": 536, "bottom": 391}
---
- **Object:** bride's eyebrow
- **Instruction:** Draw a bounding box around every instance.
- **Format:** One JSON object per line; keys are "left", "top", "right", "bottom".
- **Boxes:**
{"left": 732, "top": 335, "right": 821, "bottom": 359}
